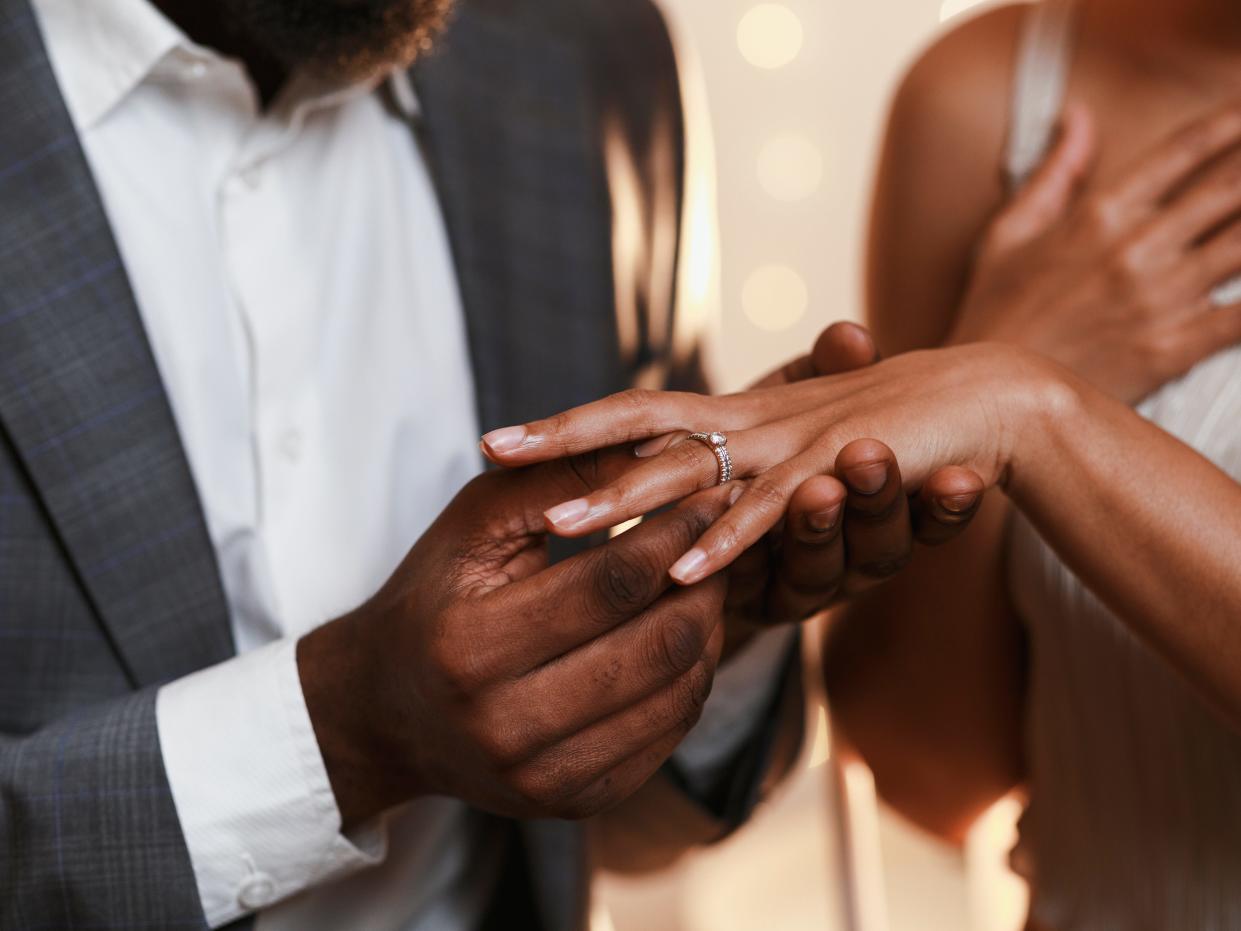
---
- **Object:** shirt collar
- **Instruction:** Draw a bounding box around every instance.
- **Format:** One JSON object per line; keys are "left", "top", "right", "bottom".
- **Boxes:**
{"left": 31, "top": 0, "right": 192, "bottom": 131}
{"left": 32, "top": 0, "right": 423, "bottom": 132}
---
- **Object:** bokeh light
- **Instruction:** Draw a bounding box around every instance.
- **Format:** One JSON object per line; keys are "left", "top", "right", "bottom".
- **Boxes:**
{"left": 742, "top": 265, "right": 808, "bottom": 332}
{"left": 757, "top": 133, "right": 824, "bottom": 202}
{"left": 737, "top": 4, "right": 805, "bottom": 70}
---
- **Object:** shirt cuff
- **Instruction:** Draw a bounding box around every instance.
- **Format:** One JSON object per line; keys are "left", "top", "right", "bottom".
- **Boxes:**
{"left": 671, "top": 625, "right": 798, "bottom": 791}
{"left": 156, "top": 637, "right": 386, "bottom": 928}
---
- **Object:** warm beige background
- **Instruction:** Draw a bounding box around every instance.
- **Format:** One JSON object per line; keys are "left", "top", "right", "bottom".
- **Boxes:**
{"left": 594, "top": 1, "right": 1024, "bottom": 929}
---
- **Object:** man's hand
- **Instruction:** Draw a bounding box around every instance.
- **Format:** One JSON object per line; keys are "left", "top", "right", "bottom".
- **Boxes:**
{"left": 298, "top": 457, "right": 734, "bottom": 828}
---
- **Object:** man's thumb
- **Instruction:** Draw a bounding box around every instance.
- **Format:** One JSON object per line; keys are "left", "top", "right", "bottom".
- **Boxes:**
{"left": 983, "top": 101, "right": 1097, "bottom": 257}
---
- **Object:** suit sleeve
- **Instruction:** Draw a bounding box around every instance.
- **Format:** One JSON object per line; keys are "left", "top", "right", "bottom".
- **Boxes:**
{"left": 0, "top": 688, "right": 210, "bottom": 930}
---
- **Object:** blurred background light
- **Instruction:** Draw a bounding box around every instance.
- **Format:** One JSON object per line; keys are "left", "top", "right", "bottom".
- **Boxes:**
{"left": 757, "top": 132, "right": 824, "bottom": 202}
{"left": 736, "top": 3, "right": 805, "bottom": 69}
{"left": 742, "top": 264, "right": 808, "bottom": 331}
{"left": 940, "top": 0, "right": 991, "bottom": 21}
{"left": 598, "top": 1, "right": 1022, "bottom": 929}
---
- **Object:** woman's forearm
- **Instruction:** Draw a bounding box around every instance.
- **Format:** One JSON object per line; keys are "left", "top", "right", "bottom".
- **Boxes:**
{"left": 1009, "top": 373, "right": 1241, "bottom": 727}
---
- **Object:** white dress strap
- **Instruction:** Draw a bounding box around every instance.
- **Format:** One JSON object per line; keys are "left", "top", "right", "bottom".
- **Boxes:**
{"left": 1005, "top": 0, "right": 1079, "bottom": 190}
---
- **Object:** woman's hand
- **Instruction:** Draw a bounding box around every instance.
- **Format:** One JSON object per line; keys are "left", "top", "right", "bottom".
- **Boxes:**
{"left": 482, "top": 341, "right": 1065, "bottom": 585}
{"left": 952, "top": 102, "right": 1241, "bottom": 404}
{"left": 716, "top": 324, "right": 985, "bottom": 642}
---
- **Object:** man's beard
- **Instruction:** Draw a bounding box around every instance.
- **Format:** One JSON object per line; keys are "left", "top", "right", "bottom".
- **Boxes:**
{"left": 221, "top": 0, "right": 458, "bottom": 80}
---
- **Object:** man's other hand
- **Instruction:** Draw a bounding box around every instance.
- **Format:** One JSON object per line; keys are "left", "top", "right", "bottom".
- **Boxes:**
{"left": 297, "top": 457, "right": 734, "bottom": 828}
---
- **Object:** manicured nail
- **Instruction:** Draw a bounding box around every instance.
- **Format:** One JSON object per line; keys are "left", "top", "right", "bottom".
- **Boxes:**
{"left": 941, "top": 493, "right": 980, "bottom": 515}
{"left": 481, "top": 426, "right": 528, "bottom": 455}
{"left": 728, "top": 484, "right": 745, "bottom": 506}
{"left": 545, "top": 498, "right": 591, "bottom": 530}
{"left": 806, "top": 504, "right": 842, "bottom": 533}
{"left": 843, "top": 461, "right": 888, "bottom": 495}
{"left": 634, "top": 435, "right": 673, "bottom": 458}
{"left": 669, "top": 548, "right": 708, "bottom": 584}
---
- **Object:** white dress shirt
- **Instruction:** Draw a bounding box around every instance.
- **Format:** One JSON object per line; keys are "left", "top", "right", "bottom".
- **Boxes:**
{"left": 31, "top": 1, "right": 795, "bottom": 928}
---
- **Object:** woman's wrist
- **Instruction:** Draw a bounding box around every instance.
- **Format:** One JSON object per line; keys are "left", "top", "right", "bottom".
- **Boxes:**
{"left": 997, "top": 349, "right": 1090, "bottom": 503}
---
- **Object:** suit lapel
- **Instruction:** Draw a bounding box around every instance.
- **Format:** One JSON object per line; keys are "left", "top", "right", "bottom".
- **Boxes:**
{"left": 0, "top": 1, "right": 234, "bottom": 686}
{"left": 413, "top": 2, "right": 627, "bottom": 435}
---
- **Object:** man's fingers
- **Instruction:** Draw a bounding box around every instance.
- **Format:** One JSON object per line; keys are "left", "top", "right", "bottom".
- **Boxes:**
{"left": 765, "top": 474, "right": 847, "bottom": 625}
{"left": 485, "top": 486, "right": 733, "bottom": 668}
{"left": 506, "top": 577, "right": 727, "bottom": 743}
{"left": 986, "top": 101, "right": 1096, "bottom": 255}
{"left": 911, "top": 466, "right": 986, "bottom": 547}
{"left": 810, "top": 321, "right": 880, "bottom": 376}
{"left": 512, "top": 623, "right": 725, "bottom": 817}
{"left": 1108, "top": 101, "right": 1241, "bottom": 221}
{"left": 836, "top": 440, "right": 914, "bottom": 594}
{"left": 752, "top": 321, "right": 878, "bottom": 388}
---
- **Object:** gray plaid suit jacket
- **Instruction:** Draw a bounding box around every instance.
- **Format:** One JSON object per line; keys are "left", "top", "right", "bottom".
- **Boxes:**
{"left": 0, "top": 1, "right": 800, "bottom": 929}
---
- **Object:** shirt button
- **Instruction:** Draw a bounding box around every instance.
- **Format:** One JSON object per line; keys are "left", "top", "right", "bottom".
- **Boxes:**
{"left": 237, "top": 872, "right": 277, "bottom": 910}
{"left": 184, "top": 61, "right": 208, "bottom": 81}
{"left": 279, "top": 429, "right": 304, "bottom": 462}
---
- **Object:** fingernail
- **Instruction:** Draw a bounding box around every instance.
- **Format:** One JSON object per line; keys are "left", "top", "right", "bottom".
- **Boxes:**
{"left": 843, "top": 461, "right": 888, "bottom": 495}
{"left": 481, "top": 426, "right": 528, "bottom": 455}
{"left": 545, "top": 498, "right": 591, "bottom": 530}
{"left": 634, "top": 436, "right": 673, "bottom": 458}
{"left": 728, "top": 484, "right": 745, "bottom": 506}
{"left": 670, "top": 548, "right": 708, "bottom": 584}
{"left": 941, "top": 493, "right": 980, "bottom": 515}
{"left": 806, "top": 504, "right": 842, "bottom": 533}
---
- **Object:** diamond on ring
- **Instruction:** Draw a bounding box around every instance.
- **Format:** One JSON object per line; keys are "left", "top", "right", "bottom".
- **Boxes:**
{"left": 687, "top": 431, "right": 734, "bottom": 486}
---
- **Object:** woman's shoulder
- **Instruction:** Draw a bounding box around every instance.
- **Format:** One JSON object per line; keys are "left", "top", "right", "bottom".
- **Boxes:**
{"left": 893, "top": 4, "right": 1030, "bottom": 145}
{"left": 867, "top": 4, "right": 1034, "bottom": 352}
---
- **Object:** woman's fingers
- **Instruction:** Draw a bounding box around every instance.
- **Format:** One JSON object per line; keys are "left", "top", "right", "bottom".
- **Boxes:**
{"left": 543, "top": 427, "right": 797, "bottom": 537}
{"left": 1194, "top": 219, "right": 1241, "bottom": 292}
{"left": 911, "top": 466, "right": 986, "bottom": 547}
{"left": 1107, "top": 101, "right": 1241, "bottom": 224}
{"left": 480, "top": 390, "right": 715, "bottom": 464}
{"left": 1142, "top": 147, "right": 1241, "bottom": 255}
{"left": 765, "top": 474, "right": 848, "bottom": 625}
{"left": 985, "top": 101, "right": 1096, "bottom": 256}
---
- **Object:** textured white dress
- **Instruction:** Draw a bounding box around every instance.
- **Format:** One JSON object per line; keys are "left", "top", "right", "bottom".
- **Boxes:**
{"left": 1003, "top": 3, "right": 1241, "bottom": 928}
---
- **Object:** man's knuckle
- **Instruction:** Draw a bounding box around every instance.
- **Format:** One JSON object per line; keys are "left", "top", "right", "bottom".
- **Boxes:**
{"left": 511, "top": 763, "right": 567, "bottom": 811}
{"left": 594, "top": 548, "right": 656, "bottom": 614}
{"left": 432, "top": 639, "right": 486, "bottom": 693}
{"left": 653, "top": 612, "right": 708, "bottom": 677}
{"left": 674, "top": 667, "right": 711, "bottom": 730}
{"left": 854, "top": 547, "right": 913, "bottom": 580}
{"left": 559, "top": 784, "right": 614, "bottom": 821}
{"left": 846, "top": 492, "right": 905, "bottom": 525}
{"left": 475, "top": 721, "right": 529, "bottom": 769}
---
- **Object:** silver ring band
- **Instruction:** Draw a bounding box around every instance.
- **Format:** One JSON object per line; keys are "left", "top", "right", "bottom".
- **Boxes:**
{"left": 687, "top": 431, "right": 733, "bottom": 486}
